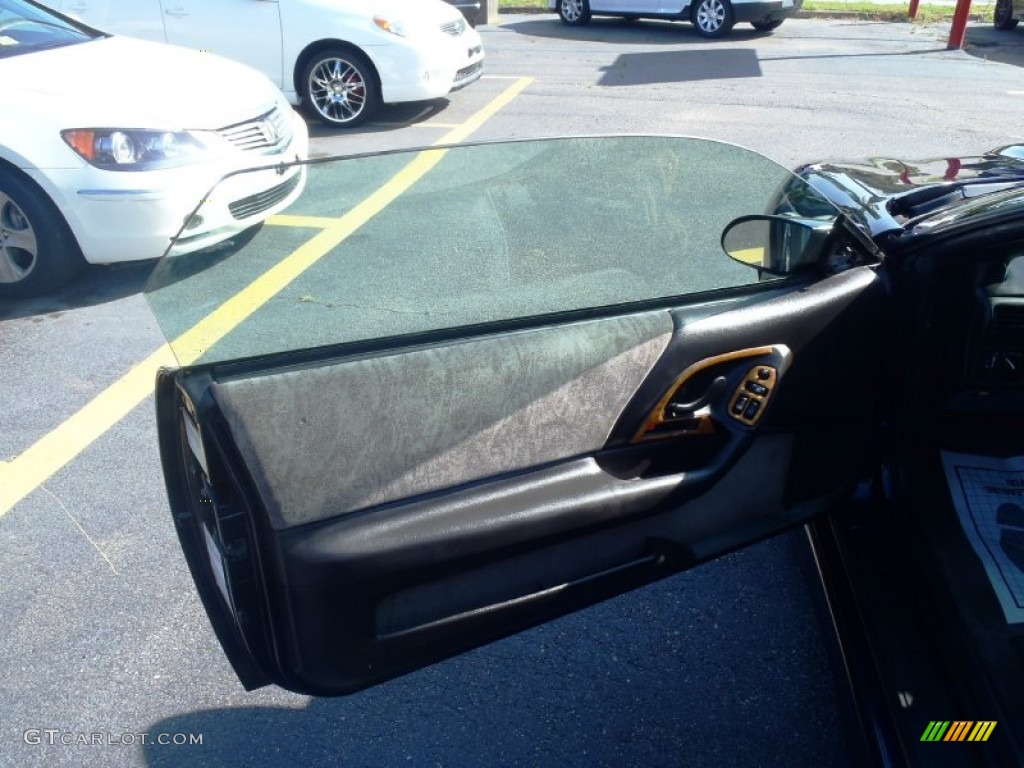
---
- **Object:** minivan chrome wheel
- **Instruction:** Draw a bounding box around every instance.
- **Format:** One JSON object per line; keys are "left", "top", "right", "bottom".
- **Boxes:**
{"left": 693, "top": 0, "right": 734, "bottom": 37}
{"left": 558, "top": 0, "right": 591, "bottom": 26}
{"left": 303, "top": 48, "right": 380, "bottom": 128}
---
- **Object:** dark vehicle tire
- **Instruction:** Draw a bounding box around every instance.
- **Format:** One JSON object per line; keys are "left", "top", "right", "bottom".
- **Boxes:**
{"left": 301, "top": 47, "right": 380, "bottom": 128}
{"left": 751, "top": 19, "right": 783, "bottom": 31}
{"left": 558, "top": 0, "right": 592, "bottom": 26}
{"left": 994, "top": 0, "right": 1019, "bottom": 29}
{"left": 0, "top": 171, "right": 83, "bottom": 298}
{"left": 692, "top": 0, "right": 735, "bottom": 37}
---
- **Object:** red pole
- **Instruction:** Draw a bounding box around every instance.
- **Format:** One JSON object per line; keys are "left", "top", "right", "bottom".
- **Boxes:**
{"left": 908, "top": 0, "right": 920, "bottom": 19}
{"left": 944, "top": 158, "right": 962, "bottom": 181}
{"left": 948, "top": 0, "right": 973, "bottom": 49}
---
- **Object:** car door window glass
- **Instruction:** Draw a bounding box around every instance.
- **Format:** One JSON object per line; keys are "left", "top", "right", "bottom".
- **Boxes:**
{"left": 145, "top": 135, "right": 841, "bottom": 365}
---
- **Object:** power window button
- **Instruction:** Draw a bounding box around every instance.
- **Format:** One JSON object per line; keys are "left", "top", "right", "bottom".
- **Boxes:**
{"left": 732, "top": 394, "right": 750, "bottom": 415}
{"left": 743, "top": 399, "right": 761, "bottom": 420}
{"left": 745, "top": 381, "right": 769, "bottom": 396}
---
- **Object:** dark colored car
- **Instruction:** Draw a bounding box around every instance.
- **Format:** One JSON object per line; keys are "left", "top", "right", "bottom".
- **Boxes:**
{"left": 995, "top": 0, "right": 1021, "bottom": 29}
{"left": 145, "top": 136, "right": 1024, "bottom": 766}
{"left": 445, "top": 0, "right": 481, "bottom": 25}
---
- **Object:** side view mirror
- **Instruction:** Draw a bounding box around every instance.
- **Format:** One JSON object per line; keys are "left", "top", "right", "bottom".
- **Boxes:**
{"left": 721, "top": 215, "right": 836, "bottom": 276}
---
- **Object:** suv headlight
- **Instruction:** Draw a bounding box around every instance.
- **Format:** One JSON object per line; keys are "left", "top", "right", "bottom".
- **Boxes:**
{"left": 62, "top": 129, "right": 215, "bottom": 171}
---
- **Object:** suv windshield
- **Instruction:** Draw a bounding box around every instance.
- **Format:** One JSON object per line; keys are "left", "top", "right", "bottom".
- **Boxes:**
{"left": 144, "top": 135, "right": 842, "bottom": 366}
{"left": 0, "top": 0, "right": 95, "bottom": 57}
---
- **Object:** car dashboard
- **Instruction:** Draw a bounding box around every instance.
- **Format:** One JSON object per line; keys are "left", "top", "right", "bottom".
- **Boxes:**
{"left": 972, "top": 253, "right": 1024, "bottom": 390}
{"left": 904, "top": 240, "right": 1024, "bottom": 419}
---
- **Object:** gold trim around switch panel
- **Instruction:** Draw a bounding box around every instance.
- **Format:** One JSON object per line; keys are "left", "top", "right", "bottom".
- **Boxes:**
{"left": 728, "top": 365, "right": 778, "bottom": 427}
{"left": 633, "top": 346, "right": 775, "bottom": 442}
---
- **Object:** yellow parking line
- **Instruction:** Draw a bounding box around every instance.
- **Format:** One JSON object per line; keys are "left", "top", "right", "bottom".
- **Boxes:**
{"left": 0, "top": 77, "right": 534, "bottom": 519}
{"left": 172, "top": 147, "right": 450, "bottom": 363}
{"left": 0, "top": 344, "right": 178, "bottom": 516}
{"left": 443, "top": 76, "right": 532, "bottom": 143}
{"left": 728, "top": 246, "right": 765, "bottom": 266}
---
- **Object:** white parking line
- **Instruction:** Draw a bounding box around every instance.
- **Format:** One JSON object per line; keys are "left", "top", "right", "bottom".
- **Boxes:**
{"left": 41, "top": 485, "right": 119, "bottom": 575}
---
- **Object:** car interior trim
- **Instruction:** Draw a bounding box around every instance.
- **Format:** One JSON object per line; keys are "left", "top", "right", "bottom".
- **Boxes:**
{"left": 632, "top": 345, "right": 780, "bottom": 442}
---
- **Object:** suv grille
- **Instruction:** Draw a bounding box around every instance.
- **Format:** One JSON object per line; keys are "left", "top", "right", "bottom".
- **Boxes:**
{"left": 441, "top": 18, "right": 466, "bottom": 35}
{"left": 216, "top": 107, "right": 291, "bottom": 153}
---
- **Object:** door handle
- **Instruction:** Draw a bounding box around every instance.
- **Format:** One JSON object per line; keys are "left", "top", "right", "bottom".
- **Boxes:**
{"left": 664, "top": 376, "right": 727, "bottom": 419}
{"left": 164, "top": 7, "right": 189, "bottom": 17}
{"left": 632, "top": 345, "right": 791, "bottom": 443}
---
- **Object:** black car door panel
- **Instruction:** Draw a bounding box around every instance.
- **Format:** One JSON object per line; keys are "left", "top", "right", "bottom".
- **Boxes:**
{"left": 158, "top": 264, "right": 886, "bottom": 695}
{"left": 274, "top": 433, "right": 794, "bottom": 693}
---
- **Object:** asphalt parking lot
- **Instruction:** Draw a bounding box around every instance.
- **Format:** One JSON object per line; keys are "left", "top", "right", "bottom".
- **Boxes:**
{"left": 2, "top": 15, "right": 1023, "bottom": 768}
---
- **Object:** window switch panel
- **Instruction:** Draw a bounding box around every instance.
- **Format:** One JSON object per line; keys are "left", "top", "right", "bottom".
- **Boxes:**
{"left": 728, "top": 365, "right": 778, "bottom": 426}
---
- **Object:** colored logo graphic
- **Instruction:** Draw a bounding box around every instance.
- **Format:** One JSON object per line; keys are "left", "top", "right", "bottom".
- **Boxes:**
{"left": 920, "top": 721, "right": 997, "bottom": 742}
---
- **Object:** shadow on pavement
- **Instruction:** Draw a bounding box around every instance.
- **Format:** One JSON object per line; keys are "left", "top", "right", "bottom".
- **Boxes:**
{"left": 599, "top": 48, "right": 762, "bottom": 85}
{"left": 0, "top": 261, "right": 155, "bottom": 321}
{"left": 505, "top": 17, "right": 951, "bottom": 62}
{"left": 963, "top": 25, "right": 1024, "bottom": 68}
{"left": 303, "top": 98, "right": 453, "bottom": 141}
{"left": 0, "top": 225, "right": 263, "bottom": 321}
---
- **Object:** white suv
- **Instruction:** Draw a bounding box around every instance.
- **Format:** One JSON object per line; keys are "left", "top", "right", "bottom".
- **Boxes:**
{"left": 550, "top": 0, "right": 801, "bottom": 37}
{"left": 50, "top": 0, "right": 486, "bottom": 127}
